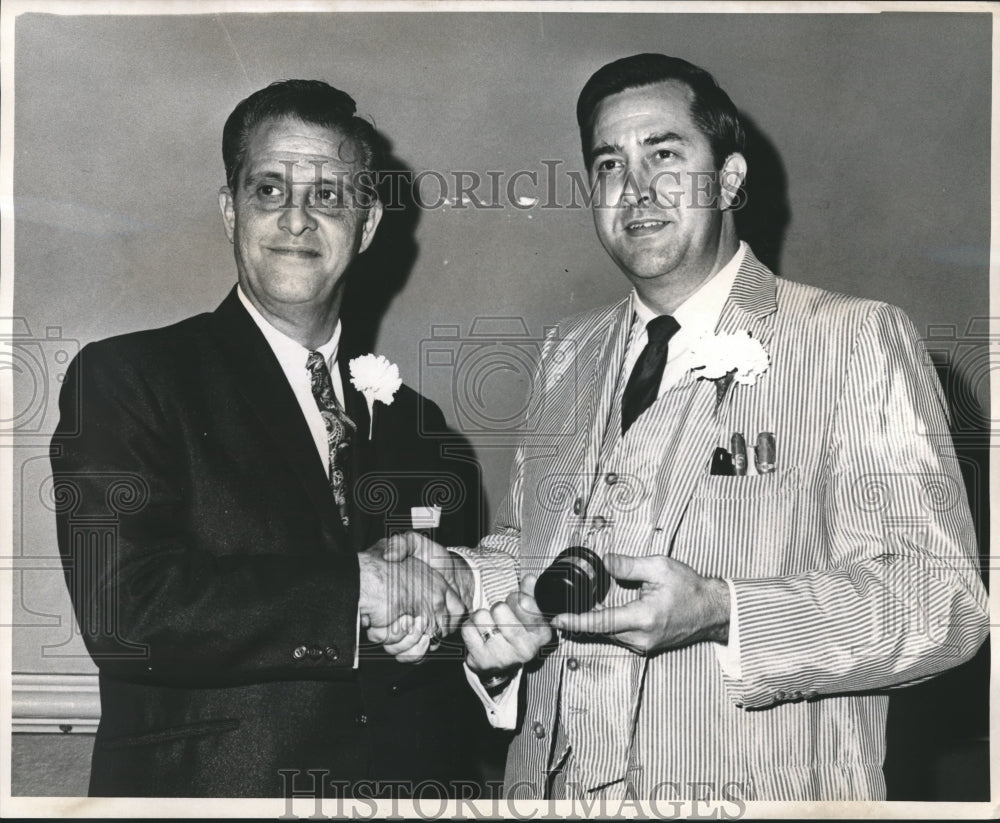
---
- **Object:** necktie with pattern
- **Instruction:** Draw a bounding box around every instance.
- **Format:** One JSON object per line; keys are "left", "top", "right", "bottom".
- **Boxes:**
{"left": 306, "top": 351, "right": 356, "bottom": 527}
{"left": 621, "top": 314, "right": 681, "bottom": 435}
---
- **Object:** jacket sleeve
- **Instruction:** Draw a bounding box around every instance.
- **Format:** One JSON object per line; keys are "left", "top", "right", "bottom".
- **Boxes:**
{"left": 50, "top": 340, "right": 361, "bottom": 687}
{"left": 724, "top": 303, "right": 989, "bottom": 708}
{"left": 449, "top": 440, "right": 522, "bottom": 607}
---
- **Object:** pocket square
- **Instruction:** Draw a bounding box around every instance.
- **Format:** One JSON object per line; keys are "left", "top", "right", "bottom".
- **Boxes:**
{"left": 410, "top": 506, "right": 442, "bottom": 529}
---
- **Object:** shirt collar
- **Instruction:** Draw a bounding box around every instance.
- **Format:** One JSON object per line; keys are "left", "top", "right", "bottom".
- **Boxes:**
{"left": 632, "top": 240, "right": 748, "bottom": 336}
{"left": 236, "top": 285, "right": 341, "bottom": 373}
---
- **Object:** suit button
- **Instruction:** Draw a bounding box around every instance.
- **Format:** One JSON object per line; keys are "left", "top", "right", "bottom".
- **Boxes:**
{"left": 324, "top": 646, "right": 340, "bottom": 662}
{"left": 292, "top": 645, "right": 307, "bottom": 660}
{"left": 356, "top": 714, "right": 368, "bottom": 726}
{"left": 531, "top": 721, "right": 546, "bottom": 739}
{"left": 390, "top": 684, "right": 400, "bottom": 695}
{"left": 605, "top": 472, "right": 618, "bottom": 486}
{"left": 307, "top": 646, "right": 323, "bottom": 660}
{"left": 592, "top": 515, "right": 607, "bottom": 530}
{"left": 566, "top": 657, "right": 579, "bottom": 671}
{"left": 572, "top": 497, "right": 583, "bottom": 515}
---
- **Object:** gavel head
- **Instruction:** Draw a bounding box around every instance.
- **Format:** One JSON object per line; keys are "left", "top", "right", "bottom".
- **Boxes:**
{"left": 533, "top": 546, "right": 611, "bottom": 619}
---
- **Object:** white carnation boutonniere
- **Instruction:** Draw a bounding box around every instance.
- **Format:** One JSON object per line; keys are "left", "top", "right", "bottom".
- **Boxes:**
{"left": 348, "top": 354, "right": 402, "bottom": 439}
{"left": 689, "top": 330, "right": 770, "bottom": 410}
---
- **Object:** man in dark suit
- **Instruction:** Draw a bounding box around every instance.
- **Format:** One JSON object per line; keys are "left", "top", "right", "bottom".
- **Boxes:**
{"left": 50, "top": 79, "right": 487, "bottom": 798}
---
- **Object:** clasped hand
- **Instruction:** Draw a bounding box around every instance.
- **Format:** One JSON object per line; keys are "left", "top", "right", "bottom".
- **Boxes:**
{"left": 358, "top": 532, "right": 472, "bottom": 663}
{"left": 463, "top": 574, "right": 553, "bottom": 677}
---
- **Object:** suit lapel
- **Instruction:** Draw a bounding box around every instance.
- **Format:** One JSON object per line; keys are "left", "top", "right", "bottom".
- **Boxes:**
{"left": 338, "top": 353, "right": 371, "bottom": 439}
{"left": 651, "top": 249, "right": 779, "bottom": 544}
{"left": 209, "top": 288, "right": 348, "bottom": 544}
{"left": 337, "top": 352, "right": 376, "bottom": 549}
{"left": 566, "top": 298, "right": 633, "bottom": 512}
{"left": 583, "top": 299, "right": 633, "bottom": 498}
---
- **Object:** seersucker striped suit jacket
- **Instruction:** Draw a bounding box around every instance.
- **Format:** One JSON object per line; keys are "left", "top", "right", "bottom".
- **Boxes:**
{"left": 456, "top": 247, "right": 989, "bottom": 800}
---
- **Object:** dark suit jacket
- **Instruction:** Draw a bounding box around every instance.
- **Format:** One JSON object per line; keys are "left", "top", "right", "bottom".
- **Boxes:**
{"left": 50, "top": 288, "right": 489, "bottom": 797}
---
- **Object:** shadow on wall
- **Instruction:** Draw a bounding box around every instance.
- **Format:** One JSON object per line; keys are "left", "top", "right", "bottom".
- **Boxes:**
{"left": 341, "top": 139, "right": 420, "bottom": 358}
{"left": 338, "top": 137, "right": 493, "bottom": 541}
{"left": 734, "top": 114, "right": 790, "bottom": 276}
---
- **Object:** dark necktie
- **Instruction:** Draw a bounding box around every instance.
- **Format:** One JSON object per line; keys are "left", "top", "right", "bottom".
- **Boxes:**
{"left": 621, "top": 314, "right": 681, "bottom": 435}
{"left": 306, "top": 351, "right": 356, "bottom": 527}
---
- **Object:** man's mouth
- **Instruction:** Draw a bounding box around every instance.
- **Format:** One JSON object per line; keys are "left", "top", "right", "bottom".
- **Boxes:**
{"left": 623, "top": 218, "right": 669, "bottom": 235}
{"left": 268, "top": 246, "right": 321, "bottom": 257}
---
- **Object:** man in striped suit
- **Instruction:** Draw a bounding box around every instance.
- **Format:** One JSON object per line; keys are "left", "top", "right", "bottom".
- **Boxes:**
{"left": 388, "top": 53, "right": 989, "bottom": 801}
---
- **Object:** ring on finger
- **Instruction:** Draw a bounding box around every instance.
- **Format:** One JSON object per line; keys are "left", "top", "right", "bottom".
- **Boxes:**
{"left": 481, "top": 627, "right": 501, "bottom": 643}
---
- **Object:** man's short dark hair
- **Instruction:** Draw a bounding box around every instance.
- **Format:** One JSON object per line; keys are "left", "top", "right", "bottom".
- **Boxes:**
{"left": 576, "top": 53, "right": 745, "bottom": 169}
{"left": 222, "top": 79, "right": 383, "bottom": 192}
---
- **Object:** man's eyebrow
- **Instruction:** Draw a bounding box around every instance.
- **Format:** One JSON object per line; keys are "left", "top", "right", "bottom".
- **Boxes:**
{"left": 244, "top": 168, "right": 353, "bottom": 188}
{"left": 590, "top": 140, "right": 622, "bottom": 158}
{"left": 590, "top": 131, "right": 688, "bottom": 158}
{"left": 243, "top": 170, "right": 286, "bottom": 187}
{"left": 642, "top": 131, "right": 688, "bottom": 146}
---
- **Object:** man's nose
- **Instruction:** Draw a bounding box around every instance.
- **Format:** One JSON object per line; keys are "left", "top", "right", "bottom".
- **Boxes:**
{"left": 276, "top": 188, "right": 318, "bottom": 234}
{"left": 620, "top": 168, "right": 654, "bottom": 207}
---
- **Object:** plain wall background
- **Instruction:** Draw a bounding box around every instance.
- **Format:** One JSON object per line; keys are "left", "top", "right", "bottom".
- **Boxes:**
{"left": 9, "top": 8, "right": 991, "bottom": 799}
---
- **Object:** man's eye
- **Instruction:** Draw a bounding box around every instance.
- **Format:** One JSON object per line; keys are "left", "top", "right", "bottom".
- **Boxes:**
{"left": 317, "top": 188, "right": 340, "bottom": 204}
{"left": 655, "top": 150, "right": 676, "bottom": 161}
{"left": 257, "top": 184, "right": 283, "bottom": 199}
{"left": 595, "top": 158, "right": 621, "bottom": 173}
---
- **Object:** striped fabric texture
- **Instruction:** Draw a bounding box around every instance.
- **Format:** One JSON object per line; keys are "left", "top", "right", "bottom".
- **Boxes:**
{"left": 454, "top": 248, "right": 988, "bottom": 800}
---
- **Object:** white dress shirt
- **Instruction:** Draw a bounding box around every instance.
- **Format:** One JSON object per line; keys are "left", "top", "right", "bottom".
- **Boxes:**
{"left": 625, "top": 241, "right": 746, "bottom": 396}
{"left": 467, "top": 242, "right": 749, "bottom": 726}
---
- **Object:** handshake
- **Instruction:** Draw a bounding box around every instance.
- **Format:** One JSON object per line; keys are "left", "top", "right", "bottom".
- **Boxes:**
{"left": 357, "top": 532, "right": 553, "bottom": 674}
{"left": 359, "top": 534, "right": 734, "bottom": 669}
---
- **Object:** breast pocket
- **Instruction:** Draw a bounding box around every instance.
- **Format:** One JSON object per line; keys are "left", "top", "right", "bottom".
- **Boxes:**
{"left": 672, "top": 467, "right": 799, "bottom": 578}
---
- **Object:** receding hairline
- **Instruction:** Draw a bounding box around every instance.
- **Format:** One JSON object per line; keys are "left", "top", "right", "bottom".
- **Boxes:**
{"left": 231, "top": 114, "right": 371, "bottom": 186}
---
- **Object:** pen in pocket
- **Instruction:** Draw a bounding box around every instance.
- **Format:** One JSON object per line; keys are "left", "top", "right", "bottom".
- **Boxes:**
{"left": 730, "top": 432, "right": 747, "bottom": 476}
{"left": 755, "top": 432, "right": 776, "bottom": 474}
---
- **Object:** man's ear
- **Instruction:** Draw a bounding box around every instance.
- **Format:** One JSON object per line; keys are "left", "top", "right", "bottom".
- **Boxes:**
{"left": 357, "top": 199, "right": 384, "bottom": 255}
{"left": 219, "top": 186, "right": 236, "bottom": 243}
{"left": 719, "top": 153, "right": 747, "bottom": 211}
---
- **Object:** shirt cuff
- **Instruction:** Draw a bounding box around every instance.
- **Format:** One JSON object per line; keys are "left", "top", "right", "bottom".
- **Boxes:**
{"left": 464, "top": 662, "right": 521, "bottom": 729}
{"left": 712, "top": 578, "right": 742, "bottom": 678}
{"left": 449, "top": 548, "right": 485, "bottom": 612}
